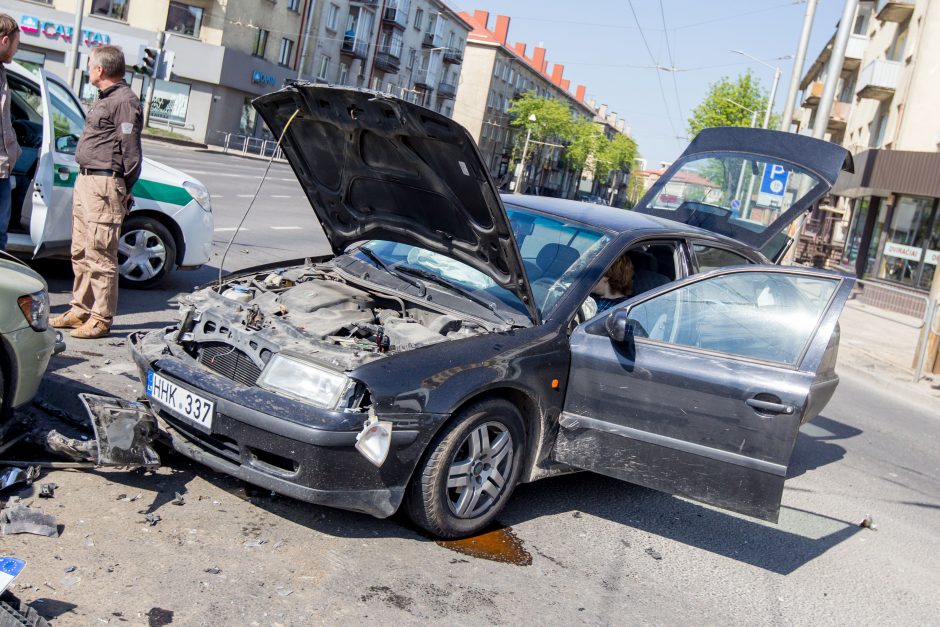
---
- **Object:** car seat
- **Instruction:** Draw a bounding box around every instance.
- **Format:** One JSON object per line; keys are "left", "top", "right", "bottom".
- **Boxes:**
{"left": 535, "top": 243, "right": 580, "bottom": 280}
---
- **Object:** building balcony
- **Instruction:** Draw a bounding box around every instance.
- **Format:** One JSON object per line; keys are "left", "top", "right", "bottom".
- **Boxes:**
{"left": 422, "top": 32, "right": 443, "bottom": 48}
{"left": 802, "top": 81, "right": 824, "bottom": 107}
{"left": 856, "top": 58, "right": 902, "bottom": 100}
{"left": 437, "top": 81, "right": 457, "bottom": 99}
{"left": 412, "top": 69, "right": 434, "bottom": 90}
{"left": 442, "top": 47, "right": 463, "bottom": 64}
{"left": 340, "top": 37, "right": 370, "bottom": 60}
{"left": 382, "top": 6, "right": 408, "bottom": 29}
{"left": 350, "top": 0, "right": 380, "bottom": 6}
{"left": 374, "top": 50, "right": 400, "bottom": 74}
{"left": 876, "top": 0, "right": 915, "bottom": 22}
{"left": 844, "top": 34, "right": 867, "bottom": 71}
{"left": 828, "top": 100, "right": 852, "bottom": 131}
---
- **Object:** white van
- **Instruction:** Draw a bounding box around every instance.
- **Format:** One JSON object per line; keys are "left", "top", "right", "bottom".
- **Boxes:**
{"left": 5, "top": 62, "right": 213, "bottom": 289}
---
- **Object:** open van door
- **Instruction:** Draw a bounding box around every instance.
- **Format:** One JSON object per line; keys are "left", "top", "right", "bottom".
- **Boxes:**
{"left": 554, "top": 266, "right": 854, "bottom": 522}
{"left": 31, "top": 70, "right": 84, "bottom": 258}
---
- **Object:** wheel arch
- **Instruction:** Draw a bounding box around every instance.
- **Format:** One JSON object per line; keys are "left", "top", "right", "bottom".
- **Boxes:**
{"left": 125, "top": 208, "right": 186, "bottom": 267}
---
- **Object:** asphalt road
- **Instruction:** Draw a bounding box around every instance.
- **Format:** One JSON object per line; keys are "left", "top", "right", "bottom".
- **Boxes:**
{"left": 7, "top": 140, "right": 939, "bottom": 625}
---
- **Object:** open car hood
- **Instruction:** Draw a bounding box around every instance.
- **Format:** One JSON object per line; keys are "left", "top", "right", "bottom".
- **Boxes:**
{"left": 633, "top": 127, "right": 853, "bottom": 259}
{"left": 253, "top": 85, "right": 539, "bottom": 324}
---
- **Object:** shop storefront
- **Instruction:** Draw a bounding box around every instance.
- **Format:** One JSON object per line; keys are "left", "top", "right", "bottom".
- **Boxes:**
{"left": 5, "top": 1, "right": 297, "bottom": 144}
{"left": 834, "top": 149, "right": 940, "bottom": 292}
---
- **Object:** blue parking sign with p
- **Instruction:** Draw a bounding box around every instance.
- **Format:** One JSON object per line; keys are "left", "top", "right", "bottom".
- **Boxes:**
{"left": 760, "top": 163, "right": 789, "bottom": 196}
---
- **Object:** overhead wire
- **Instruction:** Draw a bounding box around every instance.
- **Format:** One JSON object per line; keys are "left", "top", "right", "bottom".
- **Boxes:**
{"left": 659, "top": 0, "right": 684, "bottom": 125}
{"left": 627, "top": 0, "right": 679, "bottom": 145}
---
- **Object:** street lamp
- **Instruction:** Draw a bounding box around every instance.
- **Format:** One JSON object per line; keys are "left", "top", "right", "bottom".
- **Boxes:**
{"left": 513, "top": 113, "right": 537, "bottom": 195}
{"left": 721, "top": 97, "right": 760, "bottom": 208}
{"left": 730, "top": 50, "right": 790, "bottom": 129}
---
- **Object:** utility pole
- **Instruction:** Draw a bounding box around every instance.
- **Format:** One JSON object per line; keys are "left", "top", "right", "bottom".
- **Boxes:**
{"left": 780, "top": 0, "right": 818, "bottom": 132}
{"left": 297, "top": 0, "right": 316, "bottom": 80}
{"left": 66, "top": 0, "right": 86, "bottom": 90}
{"left": 514, "top": 124, "right": 533, "bottom": 195}
{"left": 813, "top": 0, "right": 859, "bottom": 139}
{"left": 142, "top": 31, "right": 166, "bottom": 130}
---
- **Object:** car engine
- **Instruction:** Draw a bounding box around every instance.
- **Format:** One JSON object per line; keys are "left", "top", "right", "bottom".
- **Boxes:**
{"left": 169, "top": 261, "right": 490, "bottom": 386}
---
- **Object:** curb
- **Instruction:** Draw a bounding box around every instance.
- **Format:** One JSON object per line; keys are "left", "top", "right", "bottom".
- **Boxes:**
{"left": 142, "top": 134, "right": 208, "bottom": 149}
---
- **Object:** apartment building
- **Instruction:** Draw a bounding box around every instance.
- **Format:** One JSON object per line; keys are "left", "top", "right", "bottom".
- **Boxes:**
{"left": 795, "top": 0, "right": 940, "bottom": 294}
{"left": 298, "top": 0, "right": 471, "bottom": 119}
{"left": 453, "top": 10, "right": 632, "bottom": 200}
{"left": 7, "top": 0, "right": 469, "bottom": 143}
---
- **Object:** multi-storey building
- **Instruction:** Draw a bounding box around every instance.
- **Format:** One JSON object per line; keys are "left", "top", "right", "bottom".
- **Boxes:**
{"left": 7, "top": 0, "right": 469, "bottom": 143}
{"left": 453, "top": 10, "right": 632, "bottom": 200}
{"left": 795, "top": 0, "right": 939, "bottom": 296}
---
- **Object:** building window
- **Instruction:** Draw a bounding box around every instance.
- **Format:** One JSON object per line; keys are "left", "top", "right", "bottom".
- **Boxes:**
{"left": 886, "top": 20, "right": 909, "bottom": 61}
{"left": 287, "top": 0, "right": 300, "bottom": 11}
{"left": 278, "top": 38, "right": 295, "bottom": 66}
{"left": 91, "top": 0, "right": 129, "bottom": 21}
{"left": 880, "top": 196, "right": 939, "bottom": 289}
{"left": 407, "top": 48, "right": 416, "bottom": 69}
{"left": 326, "top": 4, "right": 339, "bottom": 30}
{"left": 166, "top": 2, "right": 203, "bottom": 38}
{"left": 869, "top": 102, "right": 888, "bottom": 148}
{"left": 338, "top": 62, "right": 349, "bottom": 84}
{"left": 148, "top": 79, "right": 190, "bottom": 125}
{"left": 240, "top": 98, "right": 258, "bottom": 134}
{"left": 253, "top": 29, "right": 269, "bottom": 57}
{"left": 853, "top": 4, "right": 872, "bottom": 35}
{"left": 317, "top": 55, "right": 330, "bottom": 80}
{"left": 414, "top": 8, "right": 423, "bottom": 29}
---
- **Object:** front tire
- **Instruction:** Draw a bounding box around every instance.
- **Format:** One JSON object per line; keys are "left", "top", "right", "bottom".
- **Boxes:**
{"left": 118, "top": 216, "right": 176, "bottom": 290}
{"left": 405, "top": 399, "right": 525, "bottom": 538}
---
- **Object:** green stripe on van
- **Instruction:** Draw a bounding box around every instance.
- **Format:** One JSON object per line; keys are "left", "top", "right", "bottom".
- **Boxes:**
{"left": 132, "top": 179, "right": 192, "bottom": 206}
{"left": 52, "top": 171, "right": 78, "bottom": 188}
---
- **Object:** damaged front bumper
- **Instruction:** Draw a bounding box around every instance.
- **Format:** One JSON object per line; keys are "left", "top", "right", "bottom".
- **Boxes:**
{"left": 128, "top": 329, "right": 440, "bottom": 518}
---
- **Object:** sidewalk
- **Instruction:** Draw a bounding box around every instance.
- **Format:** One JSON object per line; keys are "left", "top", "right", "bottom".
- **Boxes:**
{"left": 836, "top": 301, "right": 940, "bottom": 401}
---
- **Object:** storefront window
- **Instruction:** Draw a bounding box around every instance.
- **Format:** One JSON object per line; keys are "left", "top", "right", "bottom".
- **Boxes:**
{"left": 239, "top": 98, "right": 257, "bottom": 135}
{"left": 91, "top": 0, "right": 129, "bottom": 21}
{"left": 149, "top": 79, "right": 190, "bottom": 125}
{"left": 842, "top": 197, "right": 869, "bottom": 267}
{"left": 13, "top": 49, "right": 45, "bottom": 73}
{"left": 166, "top": 2, "right": 204, "bottom": 38}
{"left": 879, "top": 195, "right": 938, "bottom": 289}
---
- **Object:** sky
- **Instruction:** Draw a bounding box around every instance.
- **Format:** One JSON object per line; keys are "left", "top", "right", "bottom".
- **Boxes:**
{"left": 451, "top": 0, "right": 846, "bottom": 168}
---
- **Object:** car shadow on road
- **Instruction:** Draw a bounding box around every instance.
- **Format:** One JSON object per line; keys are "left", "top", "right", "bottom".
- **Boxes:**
{"left": 788, "top": 414, "right": 863, "bottom": 479}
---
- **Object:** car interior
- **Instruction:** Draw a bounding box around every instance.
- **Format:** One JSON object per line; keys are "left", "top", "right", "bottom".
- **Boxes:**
{"left": 6, "top": 74, "right": 43, "bottom": 235}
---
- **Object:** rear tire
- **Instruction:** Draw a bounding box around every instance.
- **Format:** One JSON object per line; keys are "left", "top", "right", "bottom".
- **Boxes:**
{"left": 118, "top": 216, "right": 176, "bottom": 290}
{"left": 405, "top": 398, "right": 525, "bottom": 538}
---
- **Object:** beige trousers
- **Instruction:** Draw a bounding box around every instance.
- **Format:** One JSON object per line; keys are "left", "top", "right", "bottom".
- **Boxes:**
{"left": 69, "top": 174, "right": 128, "bottom": 324}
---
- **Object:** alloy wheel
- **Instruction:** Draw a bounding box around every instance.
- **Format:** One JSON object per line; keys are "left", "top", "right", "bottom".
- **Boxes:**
{"left": 118, "top": 228, "right": 167, "bottom": 282}
{"left": 446, "top": 421, "right": 514, "bottom": 518}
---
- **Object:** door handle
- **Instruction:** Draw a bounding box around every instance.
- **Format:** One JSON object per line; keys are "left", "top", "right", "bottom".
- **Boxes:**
{"left": 746, "top": 397, "right": 794, "bottom": 414}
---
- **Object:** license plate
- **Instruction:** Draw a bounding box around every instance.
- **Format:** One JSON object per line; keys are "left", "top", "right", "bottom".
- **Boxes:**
{"left": 147, "top": 370, "right": 214, "bottom": 431}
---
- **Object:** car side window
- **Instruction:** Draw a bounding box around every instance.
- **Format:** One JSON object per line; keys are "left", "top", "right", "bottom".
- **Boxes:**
{"left": 693, "top": 243, "right": 754, "bottom": 272}
{"left": 47, "top": 80, "right": 86, "bottom": 155}
{"left": 625, "top": 271, "right": 839, "bottom": 366}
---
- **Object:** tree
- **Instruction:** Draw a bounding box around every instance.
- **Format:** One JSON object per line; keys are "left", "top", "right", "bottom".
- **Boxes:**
{"left": 565, "top": 118, "right": 606, "bottom": 172}
{"left": 595, "top": 133, "right": 638, "bottom": 184}
{"left": 686, "top": 70, "right": 778, "bottom": 137}
{"left": 507, "top": 90, "right": 573, "bottom": 144}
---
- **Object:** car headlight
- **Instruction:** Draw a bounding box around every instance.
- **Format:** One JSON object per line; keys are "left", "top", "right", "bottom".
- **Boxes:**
{"left": 183, "top": 180, "right": 212, "bottom": 213}
{"left": 257, "top": 354, "right": 349, "bottom": 409}
{"left": 17, "top": 290, "right": 49, "bottom": 332}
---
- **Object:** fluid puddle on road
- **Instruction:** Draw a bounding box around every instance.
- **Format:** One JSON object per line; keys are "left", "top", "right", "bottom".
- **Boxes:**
{"left": 435, "top": 526, "right": 532, "bottom": 565}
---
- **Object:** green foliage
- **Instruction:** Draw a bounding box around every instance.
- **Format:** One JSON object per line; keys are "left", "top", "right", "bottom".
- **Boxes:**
{"left": 687, "top": 70, "right": 776, "bottom": 137}
{"left": 508, "top": 90, "right": 574, "bottom": 143}
{"left": 566, "top": 119, "right": 605, "bottom": 171}
{"left": 595, "top": 133, "right": 639, "bottom": 184}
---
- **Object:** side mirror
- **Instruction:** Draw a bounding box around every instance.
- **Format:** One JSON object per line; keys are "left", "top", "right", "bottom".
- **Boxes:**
{"left": 605, "top": 309, "right": 635, "bottom": 343}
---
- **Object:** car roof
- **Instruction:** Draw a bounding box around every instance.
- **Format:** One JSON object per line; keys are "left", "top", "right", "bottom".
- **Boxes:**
{"left": 500, "top": 194, "right": 757, "bottom": 251}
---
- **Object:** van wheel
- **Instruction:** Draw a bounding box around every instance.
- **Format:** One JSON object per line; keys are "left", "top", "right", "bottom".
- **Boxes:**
{"left": 118, "top": 216, "right": 176, "bottom": 289}
{"left": 405, "top": 399, "right": 525, "bottom": 538}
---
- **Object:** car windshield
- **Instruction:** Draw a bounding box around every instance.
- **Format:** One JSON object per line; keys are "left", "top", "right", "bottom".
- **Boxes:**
{"left": 353, "top": 207, "right": 608, "bottom": 322}
{"left": 648, "top": 152, "right": 822, "bottom": 239}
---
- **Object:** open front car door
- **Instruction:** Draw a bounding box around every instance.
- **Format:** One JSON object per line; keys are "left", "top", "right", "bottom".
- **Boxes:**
{"left": 31, "top": 70, "right": 84, "bottom": 258}
{"left": 555, "top": 266, "right": 855, "bottom": 522}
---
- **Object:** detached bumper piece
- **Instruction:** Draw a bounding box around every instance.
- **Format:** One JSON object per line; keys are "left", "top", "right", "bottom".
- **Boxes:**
{"left": 79, "top": 394, "right": 161, "bottom": 468}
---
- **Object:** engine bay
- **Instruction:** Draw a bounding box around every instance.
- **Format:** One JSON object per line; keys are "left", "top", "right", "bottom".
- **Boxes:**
{"left": 172, "top": 260, "right": 491, "bottom": 375}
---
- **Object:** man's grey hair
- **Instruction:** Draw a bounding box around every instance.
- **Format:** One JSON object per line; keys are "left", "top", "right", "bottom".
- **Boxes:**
{"left": 90, "top": 45, "right": 126, "bottom": 79}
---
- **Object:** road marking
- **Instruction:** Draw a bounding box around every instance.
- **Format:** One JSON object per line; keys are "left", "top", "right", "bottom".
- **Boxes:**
{"left": 271, "top": 195, "right": 292, "bottom": 198}
{"left": 269, "top": 226, "right": 302, "bottom": 230}
{"left": 214, "top": 227, "right": 249, "bottom": 232}
{"left": 236, "top": 194, "right": 255, "bottom": 198}
{"left": 211, "top": 195, "right": 224, "bottom": 198}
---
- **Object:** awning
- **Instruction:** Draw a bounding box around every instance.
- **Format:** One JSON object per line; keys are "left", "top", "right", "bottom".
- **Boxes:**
{"left": 833, "top": 149, "right": 940, "bottom": 199}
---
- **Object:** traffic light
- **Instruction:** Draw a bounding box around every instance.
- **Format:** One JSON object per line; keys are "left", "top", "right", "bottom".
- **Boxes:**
{"left": 135, "top": 46, "right": 159, "bottom": 76}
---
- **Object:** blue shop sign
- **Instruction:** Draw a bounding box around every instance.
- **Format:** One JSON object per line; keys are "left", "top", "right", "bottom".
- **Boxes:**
{"left": 251, "top": 70, "right": 277, "bottom": 86}
{"left": 20, "top": 15, "right": 112, "bottom": 46}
